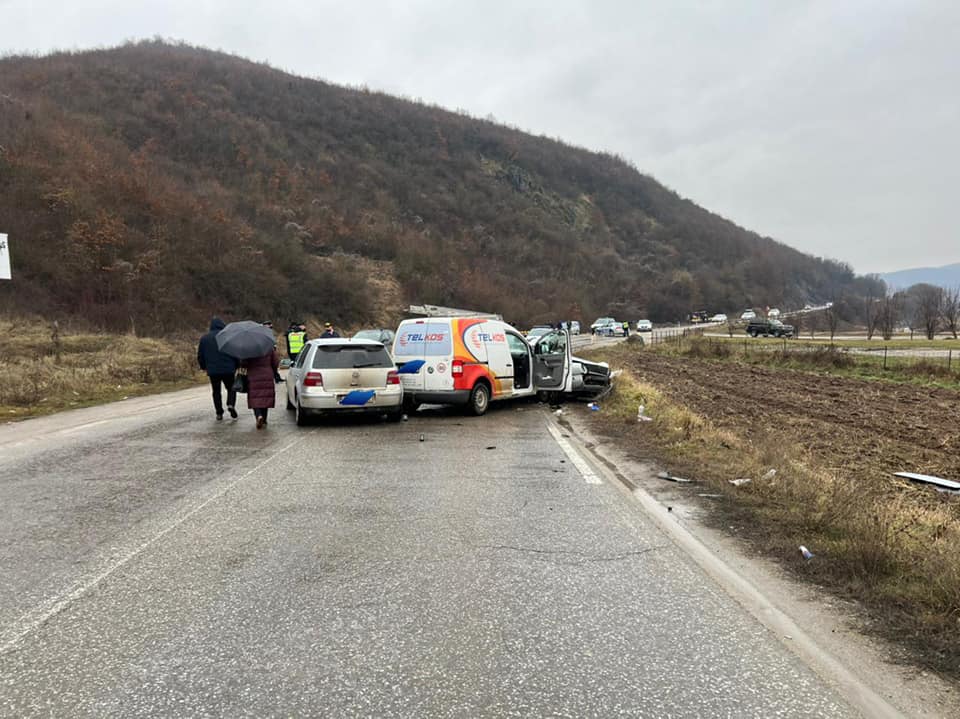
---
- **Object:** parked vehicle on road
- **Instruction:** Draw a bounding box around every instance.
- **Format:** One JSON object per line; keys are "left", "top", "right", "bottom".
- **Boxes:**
{"left": 767, "top": 308, "right": 781, "bottom": 318}
{"left": 688, "top": 311, "right": 710, "bottom": 323}
{"left": 353, "top": 328, "right": 396, "bottom": 345}
{"left": 569, "top": 321, "right": 581, "bottom": 335}
{"left": 746, "top": 318, "right": 795, "bottom": 338}
{"left": 590, "top": 317, "right": 616, "bottom": 334}
{"left": 286, "top": 339, "right": 403, "bottom": 426}
{"left": 525, "top": 325, "right": 554, "bottom": 343}
{"left": 709, "top": 314, "right": 727, "bottom": 323}
{"left": 596, "top": 320, "right": 624, "bottom": 337}
{"left": 635, "top": 319, "right": 653, "bottom": 332}
{"left": 392, "top": 317, "right": 608, "bottom": 415}
{"left": 740, "top": 309, "right": 757, "bottom": 320}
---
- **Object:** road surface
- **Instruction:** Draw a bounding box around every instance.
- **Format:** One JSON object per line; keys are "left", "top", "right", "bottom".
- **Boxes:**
{"left": 0, "top": 385, "right": 868, "bottom": 717}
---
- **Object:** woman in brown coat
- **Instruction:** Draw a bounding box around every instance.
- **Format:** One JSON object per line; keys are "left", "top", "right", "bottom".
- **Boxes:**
{"left": 241, "top": 349, "right": 280, "bottom": 429}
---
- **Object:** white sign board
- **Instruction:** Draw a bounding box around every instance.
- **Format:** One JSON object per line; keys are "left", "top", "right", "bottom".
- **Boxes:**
{"left": 0, "top": 234, "right": 10, "bottom": 280}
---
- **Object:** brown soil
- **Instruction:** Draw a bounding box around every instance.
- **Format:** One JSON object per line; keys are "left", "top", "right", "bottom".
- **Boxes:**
{"left": 630, "top": 352, "right": 960, "bottom": 486}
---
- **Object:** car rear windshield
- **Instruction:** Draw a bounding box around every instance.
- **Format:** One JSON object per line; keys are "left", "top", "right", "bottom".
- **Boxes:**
{"left": 312, "top": 345, "right": 393, "bottom": 369}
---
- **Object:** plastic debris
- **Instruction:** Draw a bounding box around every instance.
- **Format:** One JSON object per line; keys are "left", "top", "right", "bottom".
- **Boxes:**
{"left": 485, "top": 446, "right": 496, "bottom": 450}
{"left": 729, "top": 478, "right": 752, "bottom": 486}
{"left": 698, "top": 493, "right": 722, "bottom": 498}
{"left": 799, "top": 545, "right": 815, "bottom": 561}
{"left": 401, "top": 414, "right": 408, "bottom": 421}
{"left": 761, "top": 469, "right": 777, "bottom": 481}
{"left": 894, "top": 471, "right": 960, "bottom": 494}
{"left": 637, "top": 404, "right": 652, "bottom": 422}
{"left": 554, "top": 408, "right": 564, "bottom": 416}
{"left": 419, "top": 434, "right": 425, "bottom": 442}
{"left": 658, "top": 471, "right": 692, "bottom": 483}
{"left": 587, "top": 402, "right": 600, "bottom": 411}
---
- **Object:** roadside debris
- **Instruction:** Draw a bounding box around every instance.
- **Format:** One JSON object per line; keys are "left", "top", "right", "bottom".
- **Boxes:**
{"left": 554, "top": 408, "right": 564, "bottom": 416}
{"left": 658, "top": 471, "right": 692, "bottom": 483}
{"left": 894, "top": 471, "right": 960, "bottom": 494}
{"left": 761, "top": 468, "right": 777, "bottom": 481}
{"left": 698, "top": 493, "right": 722, "bottom": 498}
{"left": 729, "top": 478, "right": 752, "bottom": 486}
{"left": 636, "top": 404, "right": 652, "bottom": 422}
{"left": 419, "top": 434, "right": 425, "bottom": 442}
{"left": 401, "top": 414, "right": 408, "bottom": 421}
{"left": 610, "top": 369, "right": 623, "bottom": 379}
{"left": 799, "top": 545, "right": 815, "bottom": 561}
{"left": 485, "top": 446, "right": 496, "bottom": 450}
{"left": 587, "top": 402, "right": 600, "bottom": 411}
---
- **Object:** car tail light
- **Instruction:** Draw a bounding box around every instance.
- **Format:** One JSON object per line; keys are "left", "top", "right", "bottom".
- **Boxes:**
{"left": 452, "top": 359, "right": 464, "bottom": 375}
{"left": 303, "top": 371, "right": 323, "bottom": 387}
{"left": 387, "top": 370, "right": 400, "bottom": 385}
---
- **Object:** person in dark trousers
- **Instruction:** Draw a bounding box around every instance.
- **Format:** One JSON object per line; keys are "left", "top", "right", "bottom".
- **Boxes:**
{"left": 197, "top": 317, "right": 239, "bottom": 421}
{"left": 241, "top": 347, "right": 280, "bottom": 429}
{"left": 285, "top": 322, "right": 307, "bottom": 362}
{"left": 320, "top": 322, "right": 340, "bottom": 338}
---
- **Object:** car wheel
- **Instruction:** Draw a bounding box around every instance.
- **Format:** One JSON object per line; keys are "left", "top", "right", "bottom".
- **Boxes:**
{"left": 468, "top": 382, "right": 490, "bottom": 416}
{"left": 295, "top": 400, "right": 310, "bottom": 427}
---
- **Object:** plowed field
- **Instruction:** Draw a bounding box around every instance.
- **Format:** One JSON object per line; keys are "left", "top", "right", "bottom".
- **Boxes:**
{"left": 628, "top": 352, "right": 960, "bottom": 487}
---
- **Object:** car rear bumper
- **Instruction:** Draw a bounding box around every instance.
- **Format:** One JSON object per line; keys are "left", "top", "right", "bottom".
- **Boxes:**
{"left": 405, "top": 389, "right": 471, "bottom": 406}
{"left": 299, "top": 387, "right": 402, "bottom": 412}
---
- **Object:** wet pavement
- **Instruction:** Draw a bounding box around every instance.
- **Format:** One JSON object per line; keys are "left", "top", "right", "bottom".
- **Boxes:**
{"left": 0, "top": 385, "right": 861, "bottom": 717}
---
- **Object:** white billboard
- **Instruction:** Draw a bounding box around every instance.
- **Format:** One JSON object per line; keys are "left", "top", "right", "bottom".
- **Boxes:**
{"left": 0, "top": 234, "right": 9, "bottom": 280}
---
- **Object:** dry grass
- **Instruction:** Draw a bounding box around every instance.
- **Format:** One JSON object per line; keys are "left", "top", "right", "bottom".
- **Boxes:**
{"left": 591, "top": 362, "right": 960, "bottom": 676}
{"left": 0, "top": 316, "right": 204, "bottom": 419}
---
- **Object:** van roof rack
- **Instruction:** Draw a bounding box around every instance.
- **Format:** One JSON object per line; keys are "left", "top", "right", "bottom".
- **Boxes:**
{"left": 407, "top": 304, "right": 502, "bottom": 320}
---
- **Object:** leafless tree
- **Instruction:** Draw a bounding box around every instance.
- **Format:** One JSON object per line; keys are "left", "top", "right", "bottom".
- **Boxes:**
{"left": 941, "top": 286, "right": 960, "bottom": 339}
{"left": 878, "top": 290, "right": 903, "bottom": 340}
{"left": 913, "top": 284, "right": 943, "bottom": 340}
{"left": 825, "top": 304, "right": 840, "bottom": 341}
{"left": 863, "top": 278, "right": 884, "bottom": 340}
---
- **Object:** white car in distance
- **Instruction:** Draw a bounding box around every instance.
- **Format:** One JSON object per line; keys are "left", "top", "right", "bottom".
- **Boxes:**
{"left": 635, "top": 319, "right": 653, "bottom": 332}
{"left": 709, "top": 314, "right": 727, "bottom": 323}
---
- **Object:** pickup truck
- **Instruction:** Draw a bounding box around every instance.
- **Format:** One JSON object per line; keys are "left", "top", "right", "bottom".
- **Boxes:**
{"left": 746, "top": 318, "right": 795, "bottom": 338}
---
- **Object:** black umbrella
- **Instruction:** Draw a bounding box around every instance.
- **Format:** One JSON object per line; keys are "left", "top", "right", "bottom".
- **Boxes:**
{"left": 216, "top": 321, "right": 276, "bottom": 359}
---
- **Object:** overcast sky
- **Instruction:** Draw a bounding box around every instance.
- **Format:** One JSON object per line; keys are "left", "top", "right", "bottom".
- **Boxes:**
{"left": 2, "top": 0, "right": 958, "bottom": 273}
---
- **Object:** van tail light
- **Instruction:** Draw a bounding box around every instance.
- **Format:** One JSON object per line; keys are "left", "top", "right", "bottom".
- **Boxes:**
{"left": 303, "top": 371, "right": 323, "bottom": 387}
{"left": 452, "top": 359, "right": 464, "bottom": 375}
{"left": 387, "top": 370, "right": 400, "bottom": 385}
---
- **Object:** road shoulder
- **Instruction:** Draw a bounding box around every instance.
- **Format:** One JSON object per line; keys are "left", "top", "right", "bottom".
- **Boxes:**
{"left": 557, "top": 407, "right": 959, "bottom": 719}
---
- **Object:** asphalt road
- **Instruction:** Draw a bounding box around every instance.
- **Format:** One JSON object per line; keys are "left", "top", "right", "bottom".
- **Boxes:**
{"left": 0, "top": 385, "right": 863, "bottom": 717}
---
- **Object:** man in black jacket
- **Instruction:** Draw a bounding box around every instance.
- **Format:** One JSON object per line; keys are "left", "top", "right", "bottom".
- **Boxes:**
{"left": 197, "top": 317, "right": 239, "bottom": 420}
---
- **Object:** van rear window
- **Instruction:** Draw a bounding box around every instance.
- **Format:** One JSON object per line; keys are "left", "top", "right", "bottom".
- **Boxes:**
{"left": 312, "top": 345, "right": 393, "bottom": 369}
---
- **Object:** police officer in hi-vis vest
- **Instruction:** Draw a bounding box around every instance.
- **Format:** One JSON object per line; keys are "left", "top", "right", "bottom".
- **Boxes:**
{"left": 285, "top": 322, "right": 308, "bottom": 362}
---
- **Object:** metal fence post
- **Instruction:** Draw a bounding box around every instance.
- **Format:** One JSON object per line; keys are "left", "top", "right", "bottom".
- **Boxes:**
{"left": 949, "top": 349, "right": 953, "bottom": 372}
{"left": 883, "top": 346, "right": 888, "bottom": 370}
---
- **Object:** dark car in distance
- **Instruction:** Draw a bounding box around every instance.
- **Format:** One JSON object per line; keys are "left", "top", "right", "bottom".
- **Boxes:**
{"left": 746, "top": 318, "right": 795, "bottom": 338}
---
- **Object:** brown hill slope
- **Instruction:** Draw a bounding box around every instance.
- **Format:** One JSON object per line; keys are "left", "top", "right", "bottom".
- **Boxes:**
{"left": 0, "top": 41, "right": 868, "bottom": 333}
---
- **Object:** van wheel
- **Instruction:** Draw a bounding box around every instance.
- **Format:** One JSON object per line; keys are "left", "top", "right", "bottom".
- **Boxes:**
{"left": 468, "top": 383, "right": 490, "bottom": 416}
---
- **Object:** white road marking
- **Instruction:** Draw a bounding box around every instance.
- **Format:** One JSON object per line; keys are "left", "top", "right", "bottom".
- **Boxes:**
{"left": 0, "top": 435, "right": 305, "bottom": 655}
{"left": 546, "top": 421, "right": 603, "bottom": 484}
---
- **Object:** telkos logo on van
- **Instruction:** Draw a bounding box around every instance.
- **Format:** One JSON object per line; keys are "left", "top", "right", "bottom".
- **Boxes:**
{"left": 401, "top": 332, "right": 446, "bottom": 345}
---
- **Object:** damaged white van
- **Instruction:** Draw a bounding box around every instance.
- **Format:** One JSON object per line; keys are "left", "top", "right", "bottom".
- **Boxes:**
{"left": 392, "top": 317, "right": 610, "bottom": 415}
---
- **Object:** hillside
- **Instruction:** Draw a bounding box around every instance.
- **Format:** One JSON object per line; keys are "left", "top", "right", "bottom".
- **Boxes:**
{"left": 0, "top": 41, "right": 867, "bottom": 334}
{"left": 881, "top": 262, "right": 960, "bottom": 290}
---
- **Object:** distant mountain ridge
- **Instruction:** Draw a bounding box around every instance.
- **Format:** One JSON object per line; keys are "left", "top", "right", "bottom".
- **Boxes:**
{"left": 0, "top": 41, "right": 873, "bottom": 332}
{"left": 880, "top": 263, "right": 960, "bottom": 290}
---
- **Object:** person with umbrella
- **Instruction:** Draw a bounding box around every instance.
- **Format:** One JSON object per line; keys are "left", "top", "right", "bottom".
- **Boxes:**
{"left": 216, "top": 321, "right": 282, "bottom": 429}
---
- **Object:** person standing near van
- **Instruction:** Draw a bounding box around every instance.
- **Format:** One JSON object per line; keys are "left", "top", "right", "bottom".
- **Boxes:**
{"left": 197, "top": 317, "right": 239, "bottom": 421}
{"left": 285, "top": 322, "right": 307, "bottom": 362}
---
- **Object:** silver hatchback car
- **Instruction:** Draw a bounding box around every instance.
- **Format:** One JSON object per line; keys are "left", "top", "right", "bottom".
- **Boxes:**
{"left": 286, "top": 338, "right": 403, "bottom": 426}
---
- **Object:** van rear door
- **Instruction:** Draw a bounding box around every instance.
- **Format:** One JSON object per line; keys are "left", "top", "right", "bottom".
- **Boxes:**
{"left": 532, "top": 330, "right": 572, "bottom": 392}
{"left": 393, "top": 320, "right": 454, "bottom": 392}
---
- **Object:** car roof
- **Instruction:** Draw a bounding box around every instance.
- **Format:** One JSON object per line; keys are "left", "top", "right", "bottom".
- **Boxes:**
{"left": 307, "top": 338, "right": 384, "bottom": 347}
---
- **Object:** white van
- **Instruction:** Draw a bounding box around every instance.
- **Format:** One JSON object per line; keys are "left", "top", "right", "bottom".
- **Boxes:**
{"left": 392, "top": 317, "right": 579, "bottom": 415}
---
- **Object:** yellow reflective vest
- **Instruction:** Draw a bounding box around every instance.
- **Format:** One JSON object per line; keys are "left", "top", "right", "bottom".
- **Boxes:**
{"left": 288, "top": 331, "right": 306, "bottom": 354}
